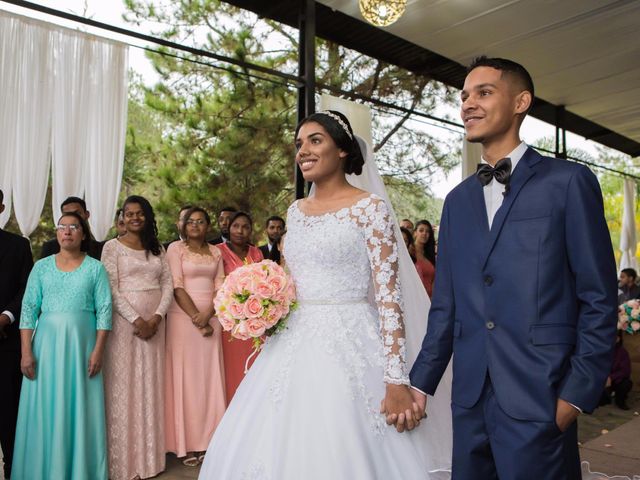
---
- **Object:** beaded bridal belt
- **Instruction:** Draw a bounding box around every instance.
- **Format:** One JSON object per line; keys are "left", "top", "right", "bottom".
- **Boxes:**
{"left": 298, "top": 298, "right": 369, "bottom": 306}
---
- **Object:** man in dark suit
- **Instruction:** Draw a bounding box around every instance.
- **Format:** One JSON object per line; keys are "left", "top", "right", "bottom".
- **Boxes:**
{"left": 0, "top": 189, "right": 33, "bottom": 479}
{"left": 41, "top": 196, "right": 103, "bottom": 260}
{"left": 209, "top": 206, "right": 236, "bottom": 245}
{"left": 258, "top": 216, "right": 285, "bottom": 265}
{"left": 163, "top": 205, "right": 192, "bottom": 250}
{"left": 401, "top": 57, "right": 617, "bottom": 479}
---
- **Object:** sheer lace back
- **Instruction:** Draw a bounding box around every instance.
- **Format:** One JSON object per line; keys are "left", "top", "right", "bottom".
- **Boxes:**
{"left": 285, "top": 193, "right": 409, "bottom": 385}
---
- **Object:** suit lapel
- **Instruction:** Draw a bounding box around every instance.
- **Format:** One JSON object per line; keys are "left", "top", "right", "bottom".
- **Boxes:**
{"left": 481, "top": 147, "right": 541, "bottom": 268}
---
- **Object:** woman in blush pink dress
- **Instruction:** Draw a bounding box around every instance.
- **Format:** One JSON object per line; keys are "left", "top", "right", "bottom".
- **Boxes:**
{"left": 101, "top": 196, "right": 174, "bottom": 480}
{"left": 216, "top": 211, "right": 263, "bottom": 403}
{"left": 414, "top": 220, "right": 436, "bottom": 298}
{"left": 164, "top": 207, "right": 226, "bottom": 467}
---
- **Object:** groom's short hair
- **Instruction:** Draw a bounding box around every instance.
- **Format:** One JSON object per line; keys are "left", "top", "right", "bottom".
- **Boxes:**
{"left": 468, "top": 56, "right": 535, "bottom": 113}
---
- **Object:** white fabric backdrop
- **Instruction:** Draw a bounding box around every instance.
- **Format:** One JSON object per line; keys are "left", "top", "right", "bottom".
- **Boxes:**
{"left": 84, "top": 38, "right": 128, "bottom": 241}
{"left": 619, "top": 178, "right": 638, "bottom": 271}
{"left": 0, "top": 10, "right": 128, "bottom": 240}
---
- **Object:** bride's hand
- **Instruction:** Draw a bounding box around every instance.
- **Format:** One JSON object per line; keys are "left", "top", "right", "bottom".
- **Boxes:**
{"left": 380, "top": 384, "right": 423, "bottom": 433}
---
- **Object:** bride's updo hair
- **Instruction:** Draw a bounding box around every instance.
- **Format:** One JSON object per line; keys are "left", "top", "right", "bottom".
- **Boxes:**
{"left": 295, "top": 110, "right": 365, "bottom": 175}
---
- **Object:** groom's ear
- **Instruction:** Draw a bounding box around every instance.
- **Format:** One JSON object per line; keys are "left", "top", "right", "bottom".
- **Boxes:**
{"left": 514, "top": 90, "right": 532, "bottom": 116}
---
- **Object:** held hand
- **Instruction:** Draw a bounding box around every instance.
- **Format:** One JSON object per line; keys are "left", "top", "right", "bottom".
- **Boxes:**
{"left": 21, "top": 352, "right": 36, "bottom": 379}
{"left": 605, "top": 376, "right": 612, "bottom": 388}
{"left": 555, "top": 398, "right": 580, "bottom": 433}
{"left": 133, "top": 317, "right": 154, "bottom": 340}
{"left": 200, "top": 324, "right": 214, "bottom": 337}
{"left": 380, "top": 384, "right": 422, "bottom": 433}
{"left": 148, "top": 314, "right": 163, "bottom": 336}
{"left": 410, "top": 388, "right": 428, "bottom": 420}
{"left": 88, "top": 349, "right": 103, "bottom": 377}
{"left": 191, "top": 312, "right": 210, "bottom": 329}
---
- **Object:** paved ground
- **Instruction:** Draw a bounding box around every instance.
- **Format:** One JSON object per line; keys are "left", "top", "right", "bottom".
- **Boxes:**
{"left": 3, "top": 336, "right": 640, "bottom": 479}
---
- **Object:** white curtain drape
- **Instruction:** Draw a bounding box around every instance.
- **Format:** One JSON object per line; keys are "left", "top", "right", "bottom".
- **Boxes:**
{"left": 0, "top": 10, "right": 128, "bottom": 240}
{"left": 0, "top": 14, "right": 54, "bottom": 236}
{"left": 84, "top": 39, "right": 128, "bottom": 241}
{"left": 619, "top": 178, "right": 638, "bottom": 271}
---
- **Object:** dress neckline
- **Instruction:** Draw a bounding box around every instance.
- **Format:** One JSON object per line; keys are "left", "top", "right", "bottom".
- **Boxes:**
{"left": 294, "top": 193, "right": 374, "bottom": 218}
{"left": 53, "top": 253, "right": 88, "bottom": 273}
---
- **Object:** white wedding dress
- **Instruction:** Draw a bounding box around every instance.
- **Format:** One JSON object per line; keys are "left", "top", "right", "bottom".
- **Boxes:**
{"left": 198, "top": 193, "right": 452, "bottom": 479}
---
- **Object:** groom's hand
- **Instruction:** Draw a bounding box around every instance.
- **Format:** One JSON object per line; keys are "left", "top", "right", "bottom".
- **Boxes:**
{"left": 555, "top": 398, "right": 580, "bottom": 433}
{"left": 410, "top": 388, "right": 427, "bottom": 418}
{"left": 380, "top": 384, "right": 422, "bottom": 433}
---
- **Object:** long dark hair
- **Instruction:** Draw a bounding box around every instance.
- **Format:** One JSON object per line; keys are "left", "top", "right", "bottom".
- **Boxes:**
{"left": 57, "top": 211, "right": 91, "bottom": 252}
{"left": 122, "top": 195, "right": 161, "bottom": 256}
{"left": 415, "top": 220, "right": 436, "bottom": 266}
{"left": 400, "top": 226, "right": 416, "bottom": 263}
{"left": 295, "top": 110, "right": 365, "bottom": 175}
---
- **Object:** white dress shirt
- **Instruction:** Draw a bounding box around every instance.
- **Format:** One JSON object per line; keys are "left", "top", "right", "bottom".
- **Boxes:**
{"left": 482, "top": 142, "right": 528, "bottom": 228}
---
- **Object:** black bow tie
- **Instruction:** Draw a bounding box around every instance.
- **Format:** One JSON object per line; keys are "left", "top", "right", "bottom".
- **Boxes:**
{"left": 476, "top": 158, "right": 512, "bottom": 193}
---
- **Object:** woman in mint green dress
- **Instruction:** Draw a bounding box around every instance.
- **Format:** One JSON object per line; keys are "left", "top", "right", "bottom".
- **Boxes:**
{"left": 12, "top": 212, "right": 112, "bottom": 480}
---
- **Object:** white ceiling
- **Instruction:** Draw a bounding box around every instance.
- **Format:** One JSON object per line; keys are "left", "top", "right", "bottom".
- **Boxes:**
{"left": 318, "top": 0, "right": 640, "bottom": 147}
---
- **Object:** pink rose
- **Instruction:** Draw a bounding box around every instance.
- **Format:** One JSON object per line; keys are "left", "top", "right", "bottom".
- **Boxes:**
{"left": 628, "top": 299, "right": 640, "bottom": 309}
{"left": 632, "top": 321, "right": 640, "bottom": 332}
{"left": 229, "top": 301, "right": 246, "bottom": 319}
{"left": 218, "top": 314, "right": 235, "bottom": 331}
{"left": 246, "top": 318, "right": 266, "bottom": 337}
{"left": 267, "top": 275, "right": 287, "bottom": 293}
{"left": 265, "top": 305, "right": 284, "bottom": 328}
{"left": 244, "top": 295, "right": 264, "bottom": 319}
{"left": 630, "top": 307, "right": 640, "bottom": 319}
{"left": 236, "top": 275, "right": 256, "bottom": 294}
{"left": 618, "top": 320, "right": 629, "bottom": 331}
{"left": 232, "top": 321, "right": 251, "bottom": 341}
{"left": 255, "top": 281, "right": 276, "bottom": 299}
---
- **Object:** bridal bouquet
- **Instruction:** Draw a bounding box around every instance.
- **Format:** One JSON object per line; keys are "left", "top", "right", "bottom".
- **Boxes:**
{"left": 215, "top": 260, "right": 297, "bottom": 349}
{"left": 618, "top": 299, "right": 640, "bottom": 334}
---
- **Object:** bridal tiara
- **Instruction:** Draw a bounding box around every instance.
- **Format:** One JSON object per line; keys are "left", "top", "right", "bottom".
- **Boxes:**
{"left": 318, "top": 111, "right": 353, "bottom": 140}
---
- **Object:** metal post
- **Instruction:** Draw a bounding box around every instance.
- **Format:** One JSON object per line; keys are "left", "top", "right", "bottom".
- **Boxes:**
{"left": 296, "top": 0, "right": 316, "bottom": 199}
{"left": 555, "top": 106, "right": 567, "bottom": 159}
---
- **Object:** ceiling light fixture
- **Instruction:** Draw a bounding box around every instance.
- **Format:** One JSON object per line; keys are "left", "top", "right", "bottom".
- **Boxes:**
{"left": 359, "top": 0, "right": 407, "bottom": 27}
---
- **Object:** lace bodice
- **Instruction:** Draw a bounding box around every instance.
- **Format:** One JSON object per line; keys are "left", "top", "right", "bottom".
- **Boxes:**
{"left": 101, "top": 239, "right": 174, "bottom": 323}
{"left": 284, "top": 194, "right": 409, "bottom": 385}
{"left": 20, "top": 255, "right": 112, "bottom": 330}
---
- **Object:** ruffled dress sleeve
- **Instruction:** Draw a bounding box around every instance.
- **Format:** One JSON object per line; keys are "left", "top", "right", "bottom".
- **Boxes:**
{"left": 20, "top": 260, "right": 44, "bottom": 329}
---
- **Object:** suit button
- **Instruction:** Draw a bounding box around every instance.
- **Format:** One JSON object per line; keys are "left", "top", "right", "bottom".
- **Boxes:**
{"left": 484, "top": 275, "right": 493, "bottom": 286}
{"left": 486, "top": 321, "right": 495, "bottom": 330}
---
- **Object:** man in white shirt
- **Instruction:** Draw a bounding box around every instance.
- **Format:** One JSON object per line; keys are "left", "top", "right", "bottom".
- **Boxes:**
{"left": 401, "top": 57, "right": 617, "bottom": 480}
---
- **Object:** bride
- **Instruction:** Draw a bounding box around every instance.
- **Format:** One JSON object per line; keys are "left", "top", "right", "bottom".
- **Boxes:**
{"left": 199, "top": 110, "right": 453, "bottom": 479}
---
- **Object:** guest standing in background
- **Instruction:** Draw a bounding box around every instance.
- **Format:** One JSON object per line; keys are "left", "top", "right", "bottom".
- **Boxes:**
{"left": 102, "top": 195, "right": 173, "bottom": 480}
{"left": 40, "top": 196, "right": 104, "bottom": 260}
{"left": 414, "top": 220, "right": 436, "bottom": 298}
{"left": 12, "top": 212, "right": 111, "bottom": 480}
{"left": 209, "top": 206, "right": 236, "bottom": 245}
{"left": 163, "top": 205, "right": 192, "bottom": 250}
{"left": 113, "top": 208, "right": 127, "bottom": 239}
{"left": 600, "top": 331, "right": 633, "bottom": 410}
{"left": 618, "top": 268, "right": 640, "bottom": 304}
{"left": 217, "top": 211, "right": 263, "bottom": 403}
{"left": 0, "top": 189, "right": 33, "bottom": 480}
{"left": 258, "top": 215, "right": 285, "bottom": 265}
{"left": 400, "top": 218, "right": 414, "bottom": 231}
{"left": 165, "top": 207, "right": 226, "bottom": 467}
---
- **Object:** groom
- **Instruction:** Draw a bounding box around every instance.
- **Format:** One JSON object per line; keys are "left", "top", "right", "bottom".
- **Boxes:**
{"left": 403, "top": 57, "right": 618, "bottom": 479}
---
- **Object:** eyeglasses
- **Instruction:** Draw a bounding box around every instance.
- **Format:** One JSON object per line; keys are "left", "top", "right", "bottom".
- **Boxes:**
{"left": 186, "top": 219, "right": 207, "bottom": 226}
{"left": 56, "top": 224, "right": 81, "bottom": 232}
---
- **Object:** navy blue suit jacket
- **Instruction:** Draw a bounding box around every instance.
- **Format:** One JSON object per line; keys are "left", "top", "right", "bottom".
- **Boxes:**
{"left": 410, "top": 148, "right": 618, "bottom": 421}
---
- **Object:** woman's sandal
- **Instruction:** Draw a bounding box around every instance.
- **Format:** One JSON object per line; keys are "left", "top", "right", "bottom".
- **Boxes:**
{"left": 197, "top": 452, "right": 206, "bottom": 463}
{"left": 183, "top": 455, "right": 200, "bottom": 467}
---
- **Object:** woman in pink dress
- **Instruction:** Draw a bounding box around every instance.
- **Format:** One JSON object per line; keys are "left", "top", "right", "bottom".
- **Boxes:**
{"left": 101, "top": 196, "right": 174, "bottom": 480}
{"left": 414, "top": 220, "right": 436, "bottom": 298}
{"left": 164, "top": 207, "right": 226, "bottom": 467}
{"left": 216, "top": 211, "right": 263, "bottom": 403}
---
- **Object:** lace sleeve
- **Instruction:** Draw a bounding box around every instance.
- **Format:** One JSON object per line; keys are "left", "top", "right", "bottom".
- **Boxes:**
{"left": 101, "top": 240, "right": 139, "bottom": 323}
{"left": 154, "top": 252, "right": 174, "bottom": 317}
{"left": 93, "top": 262, "right": 113, "bottom": 330}
{"left": 361, "top": 197, "right": 410, "bottom": 386}
{"left": 20, "top": 261, "right": 43, "bottom": 329}
{"left": 166, "top": 242, "right": 184, "bottom": 289}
